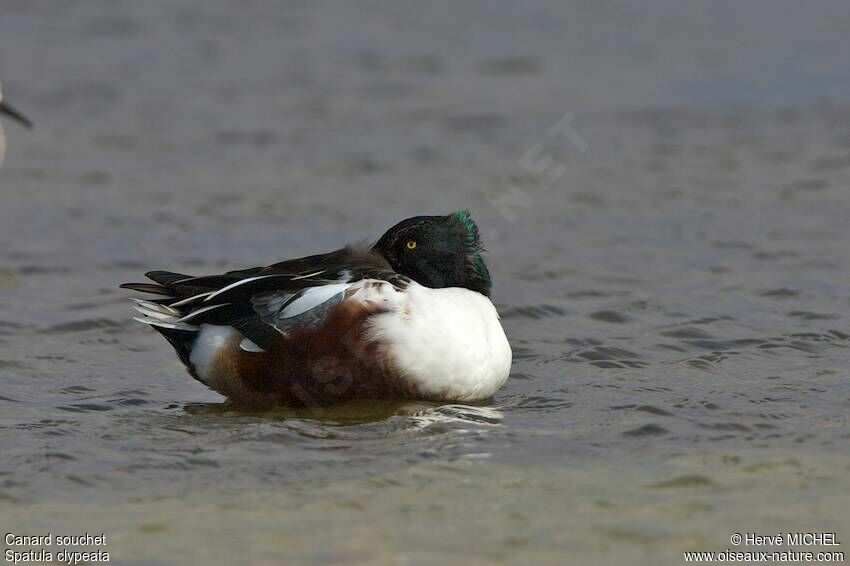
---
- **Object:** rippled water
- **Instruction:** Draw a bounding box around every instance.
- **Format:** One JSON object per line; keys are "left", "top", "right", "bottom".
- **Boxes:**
{"left": 2, "top": 1, "right": 850, "bottom": 564}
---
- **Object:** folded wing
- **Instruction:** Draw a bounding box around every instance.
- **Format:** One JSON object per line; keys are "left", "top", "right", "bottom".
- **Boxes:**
{"left": 121, "top": 246, "right": 409, "bottom": 351}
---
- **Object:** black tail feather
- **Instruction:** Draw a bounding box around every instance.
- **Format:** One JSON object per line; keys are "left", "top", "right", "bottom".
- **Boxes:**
{"left": 145, "top": 270, "right": 193, "bottom": 287}
{"left": 119, "top": 282, "right": 172, "bottom": 296}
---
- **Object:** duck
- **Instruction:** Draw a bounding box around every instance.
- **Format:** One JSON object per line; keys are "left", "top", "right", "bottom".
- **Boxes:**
{"left": 121, "top": 211, "right": 512, "bottom": 407}
{"left": 0, "top": 82, "right": 34, "bottom": 167}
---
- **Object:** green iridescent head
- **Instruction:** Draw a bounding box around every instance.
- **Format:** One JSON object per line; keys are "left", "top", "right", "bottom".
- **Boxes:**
{"left": 372, "top": 210, "right": 492, "bottom": 296}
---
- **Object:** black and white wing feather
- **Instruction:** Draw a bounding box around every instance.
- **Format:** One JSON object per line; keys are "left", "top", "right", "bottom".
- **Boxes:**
{"left": 121, "top": 246, "right": 409, "bottom": 350}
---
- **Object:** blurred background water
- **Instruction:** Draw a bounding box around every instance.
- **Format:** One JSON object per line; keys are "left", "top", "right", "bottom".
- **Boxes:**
{"left": 2, "top": 1, "right": 850, "bottom": 564}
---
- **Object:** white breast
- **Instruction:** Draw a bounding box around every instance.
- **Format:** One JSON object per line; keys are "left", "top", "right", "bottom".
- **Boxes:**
{"left": 365, "top": 282, "right": 512, "bottom": 401}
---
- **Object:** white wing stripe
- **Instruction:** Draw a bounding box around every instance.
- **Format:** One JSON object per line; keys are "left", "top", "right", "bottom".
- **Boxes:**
{"left": 291, "top": 270, "right": 325, "bottom": 280}
{"left": 204, "top": 275, "right": 282, "bottom": 302}
{"left": 177, "top": 303, "right": 227, "bottom": 323}
{"left": 170, "top": 292, "right": 214, "bottom": 307}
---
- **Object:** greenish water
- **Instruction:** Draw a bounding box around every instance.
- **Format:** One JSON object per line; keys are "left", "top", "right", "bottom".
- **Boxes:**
{"left": 2, "top": 1, "right": 850, "bottom": 564}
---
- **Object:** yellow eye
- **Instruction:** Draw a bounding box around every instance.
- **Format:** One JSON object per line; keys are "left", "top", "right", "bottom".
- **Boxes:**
{"left": 405, "top": 240, "right": 417, "bottom": 250}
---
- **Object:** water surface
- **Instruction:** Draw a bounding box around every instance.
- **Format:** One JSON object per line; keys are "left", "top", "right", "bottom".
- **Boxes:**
{"left": 2, "top": 1, "right": 850, "bottom": 564}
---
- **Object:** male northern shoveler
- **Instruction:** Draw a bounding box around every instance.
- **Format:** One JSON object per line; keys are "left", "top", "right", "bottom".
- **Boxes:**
{"left": 122, "top": 211, "right": 512, "bottom": 407}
